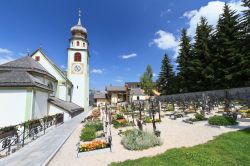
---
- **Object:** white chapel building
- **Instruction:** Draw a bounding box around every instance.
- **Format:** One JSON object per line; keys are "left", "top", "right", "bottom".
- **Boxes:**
{"left": 0, "top": 12, "right": 89, "bottom": 127}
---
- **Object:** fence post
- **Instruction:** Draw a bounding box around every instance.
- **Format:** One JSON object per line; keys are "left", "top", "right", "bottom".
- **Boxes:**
{"left": 44, "top": 119, "right": 46, "bottom": 135}
{"left": 22, "top": 124, "right": 26, "bottom": 147}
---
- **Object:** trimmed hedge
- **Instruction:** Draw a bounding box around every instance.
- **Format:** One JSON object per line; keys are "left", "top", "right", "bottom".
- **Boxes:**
{"left": 208, "top": 115, "right": 237, "bottom": 126}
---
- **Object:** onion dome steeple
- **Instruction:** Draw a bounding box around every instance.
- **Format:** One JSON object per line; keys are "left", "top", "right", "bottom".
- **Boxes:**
{"left": 70, "top": 9, "right": 87, "bottom": 38}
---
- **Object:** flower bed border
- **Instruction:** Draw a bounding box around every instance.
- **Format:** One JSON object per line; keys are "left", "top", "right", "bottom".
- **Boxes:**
{"left": 77, "top": 145, "right": 111, "bottom": 157}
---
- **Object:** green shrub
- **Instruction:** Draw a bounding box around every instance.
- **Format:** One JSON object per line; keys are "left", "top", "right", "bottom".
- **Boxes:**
{"left": 208, "top": 116, "right": 237, "bottom": 126}
{"left": 112, "top": 119, "right": 131, "bottom": 128}
{"left": 121, "top": 129, "right": 162, "bottom": 150}
{"left": 85, "top": 120, "right": 103, "bottom": 131}
{"left": 195, "top": 113, "right": 207, "bottom": 121}
{"left": 116, "top": 114, "right": 124, "bottom": 119}
{"left": 144, "top": 117, "right": 161, "bottom": 123}
{"left": 167, "top": 106, "right": 174, "bottom": 112}
{"left": 80, "top": 126, "right": 96, "bottom": 141}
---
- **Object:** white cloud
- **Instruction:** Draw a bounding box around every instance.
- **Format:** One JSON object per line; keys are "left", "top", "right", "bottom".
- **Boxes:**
{"left": 91, "top": 68, "right": 103, "bottom": 74}
{"left": 153, "top": 73, "right": 157, "bottom": 77}
{"left": 0, "top": 55, "right": 14, "bottom": 64}
{"left": 114, "top": 79, "right": 123, "bottom": 83}
{"left": 0, "top": 48, "right": 14, "bottom": 64}
{"left": 0, "top": 48, "right": 12, "bottom": 55}
{"left": 160, "top": 9, "right": 172, "bottom": 17}
{"left": 183, "top": 0, "right": 246, "bottom": 37}
{"left": 151, "top": 30, "right": 179, "bottom": 50}
{"left": 121, "top": 53, "right": 137, "bottom": 59}
{"left": 60, "top": 65, "right": 66, "bottom": 69}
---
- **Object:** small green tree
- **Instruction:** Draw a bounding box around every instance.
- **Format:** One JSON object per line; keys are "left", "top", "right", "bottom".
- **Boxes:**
{"left": 140, "top": 65, "right": 154, "bottom": 96}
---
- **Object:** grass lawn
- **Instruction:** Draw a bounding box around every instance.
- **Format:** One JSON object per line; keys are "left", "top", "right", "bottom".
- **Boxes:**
{"left": 111, "top": 128, "right": 250, "bottom": 166}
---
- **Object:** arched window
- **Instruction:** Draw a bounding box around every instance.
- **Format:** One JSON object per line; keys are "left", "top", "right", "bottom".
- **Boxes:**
{"left": 76, "top": 41, "right": 80, "bottom": 46}
{"left": 83, "top": 42, "right": 85, "bottom": 47}
{"left": 74, "top": 52, "right": 81, "bottom": 62}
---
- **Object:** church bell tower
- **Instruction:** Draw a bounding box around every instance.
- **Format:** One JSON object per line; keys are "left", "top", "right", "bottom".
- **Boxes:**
{"left": 67, "top": 9, "right": 89, "bottom": 110}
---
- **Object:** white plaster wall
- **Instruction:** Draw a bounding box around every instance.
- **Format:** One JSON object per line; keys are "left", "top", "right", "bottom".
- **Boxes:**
{"left": 131, "top": 95, "right": 146, "bottom": 101}
{"left": 70, "top": 38, "right": 88, "bottom": 50}
{"left": 58, "top": 85, "right": 67, "bottom": 101}
{"left": 48, "top": 104, "right": 71, "bottom": 121}
{"left": 67, "top": 49, "right": 89, "bottom": 109}
{"left": 96, "top": 99, "right": 108, "bottom": 106}
{"left": 0, "top": 90, "right": 27, "bottom": 127}
{"left": 32, "top": 51, "right": 64, "bottom": 81}
{"left": 111, "top": 94, "right": 118, "bottom": 104}
{"left": 33, "top": 91, "right": 49, "bottom": 119}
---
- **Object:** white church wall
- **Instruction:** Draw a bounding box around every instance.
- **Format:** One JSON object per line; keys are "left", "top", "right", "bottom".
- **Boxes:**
{"left": 32, "top": 51, "right": 64, "bottom": 81}
{"left": 67, "top": 49, "right": 89, "bottom": 109}
{"left": 48, "top": 104, "right": 71, "bottom": 121}
{"left": 58, "top": 85, "right": 67, "bottom": 101}
{"left": 33, "top": 90, "right": 49, "bottom": 119}
{"left": 0, "top": 89, "right": 27, "bottom": 127}
{"left": 32, "top": 51, "right": 66, "bottom": 99}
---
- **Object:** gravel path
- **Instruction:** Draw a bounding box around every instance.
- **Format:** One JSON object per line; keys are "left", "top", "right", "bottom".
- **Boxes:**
{"left": 49, "top": 117, "right": 250, "bottom": 166}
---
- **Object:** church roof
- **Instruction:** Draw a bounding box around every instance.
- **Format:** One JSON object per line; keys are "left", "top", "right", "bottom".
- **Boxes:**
{"left": 0, "top": 56, "right": 56, "bottom": 81}
{"left": 0, "top": 70, "right": 52, "bottom": 91}
{"left": 48, "top": 97, "right": 84, "bottom": 116}
{"left": 30, "top": 49, "right": 72, "bottom": 85}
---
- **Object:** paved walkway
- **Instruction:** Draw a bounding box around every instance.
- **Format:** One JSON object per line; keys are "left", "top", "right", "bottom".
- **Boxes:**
{"left": 0, "top": 110, "right": 90, "bottom": 166}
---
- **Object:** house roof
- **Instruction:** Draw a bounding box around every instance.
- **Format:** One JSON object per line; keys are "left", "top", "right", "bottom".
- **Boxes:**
{"left": 0, "top": 70, "right": 51, "bottom": 91}
{"left": 30, "top": 49, "right": 72, "bottom": 85}
{"left": 106, "top": 86, "right": 126, "bottom": 92}
{"left": 125, "top": 82, "right": 140, "bottom": 89}
{"left": 48, "top": 97, "right": 84, "bottom": 116}
{"left": 0, "top": 56, "right": 56, "bottom": 81}
{"left": 94, "top": 93, "right": 107, "bottom": 99}
{"left": 130, "top": 88, "right": 145, "bottom": 95}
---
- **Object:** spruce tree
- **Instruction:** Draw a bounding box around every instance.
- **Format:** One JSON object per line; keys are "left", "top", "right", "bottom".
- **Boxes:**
{"left": 241, "top": 0, "right": 250, "bottom": 86}
{"left": 157, "top": 54, "right": 175, "bottom": 95}
{"left": 192, "top": 17, "right": 214, "bottom": 91}
{"left": 214, "top": 3, "right": 243, "bottom": 88}
{"left": 176, "top": 29, "right": 192, "bottom": 92}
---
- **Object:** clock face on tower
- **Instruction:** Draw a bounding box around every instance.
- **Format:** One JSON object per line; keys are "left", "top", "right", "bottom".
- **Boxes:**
{"left": 71, "top": 63, "right": 84, "bottom": 74}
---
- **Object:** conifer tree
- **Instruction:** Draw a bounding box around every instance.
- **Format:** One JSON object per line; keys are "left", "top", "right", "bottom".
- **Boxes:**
{"left": 191, "top": 17, "right": 213, "bottom": 91}
{"left": 176, "top": 29, "right": 192, "bottom": 92}
{"left": 240, "top": 0, "right": 250, "bottom": 86}
{"left": 157, "top": 54, "right": 175, "bottom": 95}
{"left": 214, "top": 3, "right": 243, "bottom": 88}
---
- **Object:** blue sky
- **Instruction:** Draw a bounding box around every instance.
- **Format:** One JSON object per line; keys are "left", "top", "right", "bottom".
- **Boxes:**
{"left": 0, "top": 0, "right": 245, "bottom": 90}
